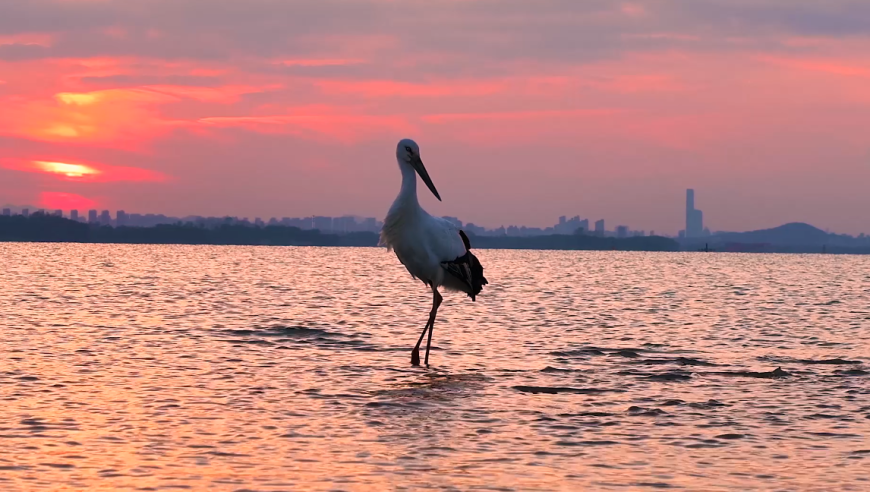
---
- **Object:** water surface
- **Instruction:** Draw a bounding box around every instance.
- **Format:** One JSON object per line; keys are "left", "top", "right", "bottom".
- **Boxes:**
{"left": 1, "top": 244, "right": 869, "bottom": 490}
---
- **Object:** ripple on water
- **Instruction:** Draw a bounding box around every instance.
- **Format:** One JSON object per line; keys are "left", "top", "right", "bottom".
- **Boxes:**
{"left": 1, "top": 245, "right": 869, "bottom": 491}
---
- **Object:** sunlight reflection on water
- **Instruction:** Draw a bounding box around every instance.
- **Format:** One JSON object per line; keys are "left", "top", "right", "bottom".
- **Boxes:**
{"left": 1, "top": 244, "right": 869, "bottom": 491}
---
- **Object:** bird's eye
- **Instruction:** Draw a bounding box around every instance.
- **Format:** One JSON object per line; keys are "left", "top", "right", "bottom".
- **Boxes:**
{"left": 405, "top": 146, "right": 413, "bottom": 153}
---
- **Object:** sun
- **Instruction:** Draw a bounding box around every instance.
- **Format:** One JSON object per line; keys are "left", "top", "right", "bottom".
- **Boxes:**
{"left": 33, "top": 160, "right": 101, "bottom": 179}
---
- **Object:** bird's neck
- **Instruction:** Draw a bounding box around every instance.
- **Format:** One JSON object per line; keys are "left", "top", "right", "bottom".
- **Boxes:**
{"left": 386, "top": 159, "right": 423, "bottom": 226}
{"left": 395, "top": 160, "right": 419, "bottom": 207}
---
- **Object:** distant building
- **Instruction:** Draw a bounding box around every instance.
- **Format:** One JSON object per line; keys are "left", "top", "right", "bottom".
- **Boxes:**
{"left": 22, "top": 208, "right": 29, "bottom": 217}
{"left": 1, "top": 208, "right": 10, "bottom": 216}
{"left": 88, "top": 210, "right": 98, "bottom": 223}
{"left": 554, "top": 215, "right": 587, "bottom": 234}
{"left": 686, "top": 189, "right": 704, "bottom": 238}
{"left": 464, "top": 223, "right": 486, "bottom": 236}
{"left": 362, "top": 217, "right": 378, "bottom": 232}
{"left": 53, "top": 209, "right": 63, "bottom": 217}
{"left": 616, "top": 225, "right": 628, "bottom": 238}
{"left": 594, "top": 219, "right": 605, "bottom": 236}
{"left": 286, "top": 217, "right": 312, "bottom": 229}
{"left": 116, "top": 210, "right": 127, "bottom": 226}
{"left": 254, "top": 217, "right": 264, "bottom": 227}
{"left": 332, "top": 216, "right": 355, "bottom": 233}
{"left": 99, "top": 210, "right": 111, "bottom": 225}
{"left": 441, "top": 216, "right": 463, "bottom": 229}
{"left": 70, "top": 210, "right": 79, "bottom": 221}
{"left": 312, "top": 216, "right": 332, "bottom": 232}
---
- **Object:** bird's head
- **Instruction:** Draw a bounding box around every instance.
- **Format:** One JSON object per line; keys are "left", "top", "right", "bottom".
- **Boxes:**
{"left": 396, "top": 138, "right": 441, "bottom": 201}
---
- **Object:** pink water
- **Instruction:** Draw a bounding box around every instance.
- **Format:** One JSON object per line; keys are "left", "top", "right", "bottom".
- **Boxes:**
{"left": 1, "top": 244, "right": 869, "bottom": 491}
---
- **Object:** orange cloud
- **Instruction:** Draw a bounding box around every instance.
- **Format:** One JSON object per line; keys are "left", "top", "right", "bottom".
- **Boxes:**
{"left": 1, "top": 88, "right": 176, "bottom": 145}
{"left": 1, "top": 158, "right": 168, "bottom": 183}
{"left": 39, "top": 192, "right": 99, "bottom": 211}
{"left": 0, "top": 82, "right": 271, "bottom": 146}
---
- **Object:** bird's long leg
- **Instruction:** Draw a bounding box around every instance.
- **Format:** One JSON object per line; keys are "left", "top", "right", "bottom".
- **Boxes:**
{"left": 411, "top": 320, "right": 430, "bottom": 366}
{"left": 411, "top": 288, "right": 442, "bottom": 366}
{"left": 424, "top": 289, "right": 442, "bottom": 366}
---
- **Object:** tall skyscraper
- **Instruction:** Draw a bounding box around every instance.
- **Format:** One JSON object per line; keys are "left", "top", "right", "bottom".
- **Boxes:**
{"left": 616, "top": 225, "right": 628, "bottom": 238}
{"left": 1, "top": 208, "right": 10, "bottom": 216}
{"left": 594, "top": 219, "right": 605, "bottom": 236}
{"left": 53, "top": 209, "right": 63, "bottom": 217}
{"left": 22, "top": 208, "right": 29, "bottom": 217}
{"left": 685, "top": 189, "right": 704, "bottom": 237}
{"left": 70, "top": 210, "right": 79, "bottom": 221}
{"left": 99, "top": 210, "right": 111, "bottom": 224}
{"left": 88, "top": 210, "right": 98, "bottom": 223}
{"left": 116, "top": 210, "right": 127, "bottom": 226}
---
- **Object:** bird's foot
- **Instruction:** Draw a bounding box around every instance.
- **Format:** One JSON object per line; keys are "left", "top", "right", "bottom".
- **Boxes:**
{"left": 411, "top": 349, "right": 421, "bottom": 366}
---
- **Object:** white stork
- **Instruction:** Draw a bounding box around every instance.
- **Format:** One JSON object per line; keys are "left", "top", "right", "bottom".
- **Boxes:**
{"left": 379, "top": 138, "right": 488, "bottom": 366}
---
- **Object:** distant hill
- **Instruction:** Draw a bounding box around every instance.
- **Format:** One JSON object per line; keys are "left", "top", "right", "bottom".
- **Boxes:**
{"left": 716, "top": 223, "right": 830, "bottom": 246}
{"left": 684, "top": 222, "right": 870, "bottom": 254}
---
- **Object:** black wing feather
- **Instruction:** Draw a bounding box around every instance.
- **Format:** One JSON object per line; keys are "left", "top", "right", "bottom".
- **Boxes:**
{"left": 441, "top": 230, "right": 488, "bottom": 301}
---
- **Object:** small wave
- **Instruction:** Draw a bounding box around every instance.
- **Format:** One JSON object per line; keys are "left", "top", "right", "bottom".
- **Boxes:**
{"left": 513, "top": 385, "right": 618, "bottom": 395}
{"left": 759, "top": 356, "right": 862, "bottom": 365}
{"left": 709, "top": 367, "right": 790, "bottom": 379}
{"left": 630, "top": 357, "right": 716, "bottom": 367}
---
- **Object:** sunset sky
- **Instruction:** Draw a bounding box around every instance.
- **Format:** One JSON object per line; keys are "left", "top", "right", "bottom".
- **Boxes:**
{"left": 1, "top": 0, "right": 869, "bottom": 234}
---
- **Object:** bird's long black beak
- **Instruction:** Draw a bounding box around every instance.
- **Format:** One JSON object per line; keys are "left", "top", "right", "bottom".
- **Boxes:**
{"left": 412, "top": 154, "right": 441, "bottom": 201}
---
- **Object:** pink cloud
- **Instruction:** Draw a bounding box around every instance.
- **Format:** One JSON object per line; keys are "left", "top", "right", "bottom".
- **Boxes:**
{"left": 620, "top": 3, "right": 646, "bottom": 17}
{"left": 39, "top": 191, "right": 99, "bottom": 210}
{"left": 316, "top": 79, "right": 507, "bottom": 98}
{"left": 198, "top": 109, "right": 415, "bottom": 143}
{"left": 756, "top": 55, "right": 870, "bottom": 78}
{"left": 274, "top": 58, "right": 366, "bottom": 67}
{"left": 0, "top": 32, "right": 54, "bottom": 47}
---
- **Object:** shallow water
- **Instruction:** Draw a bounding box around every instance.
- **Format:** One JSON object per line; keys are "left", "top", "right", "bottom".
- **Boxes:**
{"left": 1, "top": 244, "right": 869, "bottom": 491}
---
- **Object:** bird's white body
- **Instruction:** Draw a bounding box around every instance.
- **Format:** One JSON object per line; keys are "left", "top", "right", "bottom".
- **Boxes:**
{"left": 381, "top": 138, "right": 487, "bottom": 365}
{"left": 379, "top": 153, "right": 468, "bottom": 292}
